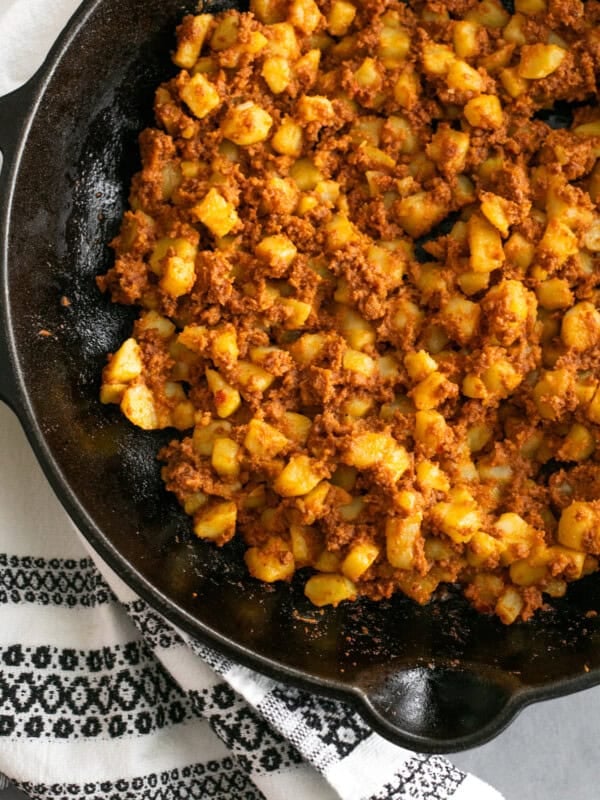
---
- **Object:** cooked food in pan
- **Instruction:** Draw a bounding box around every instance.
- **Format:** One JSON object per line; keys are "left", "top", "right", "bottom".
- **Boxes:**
{"left": 98, "top": 0, "right": 600, "bottom": 623}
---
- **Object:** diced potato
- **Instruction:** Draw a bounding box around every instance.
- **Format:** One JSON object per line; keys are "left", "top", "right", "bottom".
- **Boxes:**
{"left": 173, "top": 14, "right": 213, "bottom": 69}
{"left": 297, "top": 95, "right": 335, "bottom": 124}
{"left": 274, "top": 454, "right": 324, "bottom": 496}
{"left": 464, "top": 95, "right": 504, "bottom": 130}
{"left": 193, "top": 420, "right": 232, "bottom": 456}
{"left": 210, "top": 14, "right": 240, "bottom": 50}
{"left": 386, "top": 514, "right": 422, "bottom": 569}
{"left": 416, "top": 460, "right": 450, "bottom": 493}
{"left": 533, "top": 369, "right": 571, "bottom": 420}
{"left": 453, "top": 20, "right": 479, "bottom": 58}
{"left": 378, "top": 25, "right": 411, "bottom": 68}
{"left": 467, "top": 531, "right": 504, "bottom": 567}
{"left": 150, "top": 237, "right": 197, "bottom": 276}
{"left": 325, "top": 213, "right": 360, "bottom": 249}
{"left": 561, "top": 302, "right": 600, "bottom": 352}
{"left": 559, "top": 424, "right": 595, "bottom": 462}
{"left": 290, "top": 157, "right": 323, "bottom": 190}
{"left": 395, "top": 191, "right": 448, "bottom": 238}
{"left": 194, "top": 501, "right": 237, "bottom": 541}
{"left": 343, "top": 349, "right": 376, "bottom": 376}
{"left": 205, "top": 368, "right": 241, "bottom": 418}
{"left": 261, "top": 56, "right": 292, "bottom": 94}
{"left": 255, "top": 235, "right": 297, "bottom": 275}
{"left": 272, "top": 118, "right": 304, "bottom": 157}
{"left": 500, "top": 67, "right": 530, "bottom": 98}
{"left": 411, "top": 371, "right": 455, "bottom": 411}
{"left": 244, "top": 418, "right": 290, "bottom": 458}
{"left": 120, "top": 383, "right": 160, "bottom": 430}
{"left": 558, "top": 502, "right": 600, "bottom": 554}
{"left": 327, "top": 0, "right": 356, "bottom": 36}
{"left": 304, "top": 573, "right": 357, "bottom": 606}
{"left": 245, "top": 536, "right": 295, "bottom": 581}
{"left": 468, "top": 212, "right": 505, "bottom": 273}
{"left": 179, "top": 73, "right": 220, "bottom": 119}
{"left": 342, "top": 541, "right": 380, "bottom": 581}
{"left": 518, "top": 43, "right": 566, "bottom": 79}
{"left": 439, "top": 296, "right": 480, "bottom": 344}
{"left": 251, "top": 0, "right": 287, "bottom": 24}
{"left": 426, "top": 128, "right": 470, "bottom": 175}
{"left": 222, "top": 102, "right": 273, "bottom": 146}
{"left": 100, "top": 383, "right": 127, "bottom": 404}
{"left": 236, "top": 361, "right": 275, "bottom": 392}
{"left": 536, "top": 278, "right": 573, "bottom": 310}
{"left": 494, "top": 513, "right": 541, "bottom": 563}
{"left": 431, "top": 489, "right": 482, "bottom": 544}
{"left": 447, "top": 59, "right": 485, "bottom": 93}
{"left": 289, "top": 0, "right": 322, "bottom": 34}
{"left": 404, "top": 350, "right": 437, "bottom": 382}
{"left": 104, "top": 338, "right": 143, "bottom": 384}
{"left": 515, "top": 0, "right": 546, "bottom": 13}
{"left": 160, "top": 255, "right": 196, "bottom": 297}
{"left": 538, "top": 219, "right": 578, "bottom": 263}
{"left": 212, "top": 437, "right": 241, "bottom": 479}
{"left": 422, "top": 42, "right": 455, "bottom": 76}
{"left": 496, "top": 587, "right": 524, "bottom": 625}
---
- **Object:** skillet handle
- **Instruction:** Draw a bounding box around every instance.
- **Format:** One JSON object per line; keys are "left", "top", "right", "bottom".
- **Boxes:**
{"left": 356, "top": 664, "right": 517, "bottom": 753}
{"left": 0, "top": 77, "right": 41, "bottom": 415}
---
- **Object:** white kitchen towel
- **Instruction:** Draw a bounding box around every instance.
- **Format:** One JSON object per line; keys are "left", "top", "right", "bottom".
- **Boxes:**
{"left": 0, "top": 3, "right": 504, "bottom": 799}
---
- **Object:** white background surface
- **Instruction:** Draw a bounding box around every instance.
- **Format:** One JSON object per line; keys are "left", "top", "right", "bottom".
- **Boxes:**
{"left": 1, "top": 1, "right": 600, "bottom": 798}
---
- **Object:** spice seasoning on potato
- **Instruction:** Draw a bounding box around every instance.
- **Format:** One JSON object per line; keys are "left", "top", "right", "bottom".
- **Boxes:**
{"left": 98, "top": 0, "right": 600, "bottom": 624}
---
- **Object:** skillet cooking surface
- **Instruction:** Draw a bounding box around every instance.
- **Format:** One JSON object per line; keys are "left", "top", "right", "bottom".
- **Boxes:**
{"left": 2, "top": 0, "right": 600, "bottom": 752}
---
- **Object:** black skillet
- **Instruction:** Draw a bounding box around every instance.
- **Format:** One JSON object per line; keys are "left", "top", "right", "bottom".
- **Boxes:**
{"left": 1, "top": 0, "right": 600, "bottom": 754}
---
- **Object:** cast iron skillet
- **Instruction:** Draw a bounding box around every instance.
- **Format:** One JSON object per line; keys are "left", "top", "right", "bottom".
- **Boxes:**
{"left": 2, "top": 0, "right": 600, "bottom": 754}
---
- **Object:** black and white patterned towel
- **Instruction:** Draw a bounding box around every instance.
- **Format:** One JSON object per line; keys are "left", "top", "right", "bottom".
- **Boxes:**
{"left": 0, "top": 4, "right": 504, "bottom": 798}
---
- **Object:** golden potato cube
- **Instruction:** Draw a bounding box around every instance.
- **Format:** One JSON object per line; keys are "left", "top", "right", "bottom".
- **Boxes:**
{"left": 416, "top": 460, "right": 450, "bottom": 493}
{"left": 480, "top": 193, "right": 514, "bottom": 237}
{"left": 250, "top": 0, "right": 287, "bottom": 24}
{"left": 261, "top": 176, "right": 299, "bottom": 214}
{"left": 100, "top": 383, "right": 127, "bottom": 404}
{"left": 538, "top": 218, "right": 578, "bottom": 263}
{"left": 561, "top": 302, "right": 600, "bottom": 352}
{"left": 559, "top": 424, "right": 595, "bottom": 462}
{"left": 211, "top": 437, "right": 241, "bottom": 479}
{"left": 386, "top": 514, "right": 422, "bottom": 570}
{"left": 558, "top": 502, "right": 600, "bottom": 553}
{"left": 255, "top": 234, "right": 297, "bottom": 272}
{"left": 149, "top": 237, "right": 197, "bottom": 276}
{"left": 245, "top": 536, "right": 295, "bottom": 582}
{"left": 160, "top": 255, "right": 196, "bottom": 297}
{"left": 464, "top": 94, "right": 503, "bottom": 129}
{"left": 244, "top": 418, "right": 290, "bottom": 458}
{"left": 274, "top": 454, "right": 324, "bottom": 496}
{"left": 465, "top": 0, "right": 510, "bottom": 27}
{"left": 467, "top": 531, "right": 504, "bottom": 567}
{"left": 343, "top": 349, "right": 376, "bottom": 376}
{"left": 378, "top": 25, "right": 411, "bottom": 68}
{"left": 453, "top": 20, "right": 479, "bottom": 58}
{"left": 354, "top": 57, "right": 382, "bottom": 91}
{"left": 289, "top": 332, "right": 327, "bottom": 364}
{"left": 120, "top": 383, "right": 160, "bottom": 430}
{"left": 304, "top": 574, "right": 357, "bottom": 606}
{"left": 183, "top": 491, "right": 209, "bottom": 516}
{"left": 281, "top": 298, "right": 312, "bottom": 329}
{"left": 495, "top": 587, "right": 524, "bottom": 625}
{"left": 447, "top": 59, "right": 485, "bottom": 93}
{"left": 404, "top": 350, "right": 437, "bottom": 382}
{"left": 327, "top": 0, "right": 356, "bottom": 35}
{"left": 338, "top": 308, "right": 376, "bottom": 352}
{"left": 411, "top": 371, "right": 454, "bottom": 411}
{"left": 518, "top": 43, "right": 566, "bottom": 79}
{"left": 193, "top": 420, "right": 232, "bottom": 455}
{"left": 422, "top": 42, "right": 455, "bottom": 76}
{"left": 290, "top": 158, "right": 323, "bottom": 190}
{"left": 426, "top": 128, "right": 470, "bottom": 175}
{"left": 533, "top": 369, "right": 571, "bottom": 420}
{"left": 288, "top": 524, "right": 319, "bottom": 567}
{"left": 458, "top": 270, "right": 490, "bottom": 296}
{"left": 414, "top": 409, "right": 449, "bottom": 452}
{"left": 536, "top": 278, "right": 573, "bottom": 310}
{"left": 221, "top": 102, "right": 273, "bottom": 146}
{"left": 205, "top": 368, "right": 241, "bottom": 418}
{"left": 314, "top": 549, "right": 343, "bottom": 573}
{"left": 210, "top": 14, "right": 240, "bottom": 50}
{"left": 325, "top": 213, "right": 360, "bottom": 250}
{"left": 297, "top": 95, "right": 335, "bottom": 124}
{"left": 343, "top": 432, "right": 391, "bottom": 469}
{"left": 393, "top": 66, "right": 420, "bottom": 108}
{"left": 342, "top": 541, "right": 380, "bottom": 581}
{"left": 179, "top": 73, "right": 220, "bottom": 119}
{"left": 104, "top": 338, "right": 143, "bottom": 384}
{"left": 395, "top": 191, "right": 448, "bottom": 238}
{"left": 494, "top": 513, "right": 540, "bottom": 563}
{"left": 272, "top": 118, "right": 304, "bottom": 157}
{"left": 432, "top": 494, "right": 482, "bottom": 544}
{"left": 439, "top": 296, "right": 480, "bottom": 344}
{"left": 468, "top": 212, "right": 505, "bottom": 272}
{"left": 173, "top": 14, "right": 213, "bottom": 69}
{"left": 236, "top": 361, "right": 275, "bottom": 392}
{"left": 194, "top": 501, "right": 237, "bottom": 541}
{"left": 261, "top": 56, "right": 292, "bottom": 94}
{"left": 499, "top": 67, "right": 530, "bottom": 98}
{"left": 289, "top": 0, "right": 322, "bottom": 34}
{"left": 265, "top": 22, "right": 300, "bottom": 58}
{"left": 280, "top": 411, "right": 312, "bottom": 443}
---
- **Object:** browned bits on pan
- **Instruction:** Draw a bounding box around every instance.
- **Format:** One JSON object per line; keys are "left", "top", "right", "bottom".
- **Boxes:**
{"left": 98, "top": 0, "right": 600, "bottom": 623}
